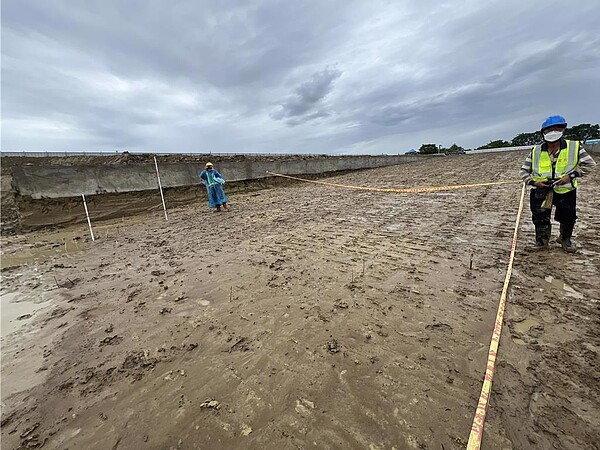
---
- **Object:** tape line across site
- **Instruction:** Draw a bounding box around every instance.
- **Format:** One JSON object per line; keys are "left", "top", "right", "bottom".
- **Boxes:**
{"left": 267, "top": 170, "right": 527, "bottom": 449}
{"left": 466, "top": 182, "right": 525, "bottom": 449}
{"left": 265, "top": 171, "right": 520, "bottom": 194}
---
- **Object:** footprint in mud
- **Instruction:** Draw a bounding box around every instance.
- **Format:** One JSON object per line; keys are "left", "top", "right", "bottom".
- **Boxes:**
{"left": 295, "top": 398, "right": 316, "bottom": 417}
{"left": 229, "top": 337, "right": 251, "bottom": 353}
{"left": 425, "top": 322, "right": 453, "bottom": 333}
{"left": 125, "top": 288, "right": 142, "bottom": 303}
{"left": 99, "top": 335, "right": 123, "bottom": 347}
{"left": 509, "top": 318, "right": 543, "bottom": 345}
{"left": 512, "top": 318, "right": 541, "bottom": 334}
{"left": 326, "top": 339, "right": 341, "bottom": 353}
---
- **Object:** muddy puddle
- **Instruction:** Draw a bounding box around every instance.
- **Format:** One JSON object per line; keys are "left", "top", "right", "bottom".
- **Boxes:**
{"left": 513, "top": 317, "right": 541, "bottom": 334}
{"left": 0, "top": 215, "right": 150, "bottom": 269}
{"left": 1, "top": 291, "right": 51, "bottom": 338}
{"left": 544, "top": 275, "right": 584, "bottom": 299}
{"left": 1, "top": 241, "right": 90, "bottom": 270}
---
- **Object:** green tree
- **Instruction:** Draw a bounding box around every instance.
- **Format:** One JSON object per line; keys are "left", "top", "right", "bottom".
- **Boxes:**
{"left": 446, "top": 143, "right": 465, "bottom": 154}
{"left": 418, "top": 144, "right": 439, "bottom": 155}
{"left": 477, "top": 140, "right": 511, "bottom": 150}
{"left": 511, "top": 132, "right": 540, "bottom": 146}
{"left": 476, "top": 122, "right": 599, "bottom": 150}
{"left": 564, "top": 123, "right": 600, "bottom": 141}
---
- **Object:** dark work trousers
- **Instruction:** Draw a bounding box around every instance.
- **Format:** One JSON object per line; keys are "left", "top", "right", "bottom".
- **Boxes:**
{"left": 530, "top": 188, "right": 577, "bottom": 226}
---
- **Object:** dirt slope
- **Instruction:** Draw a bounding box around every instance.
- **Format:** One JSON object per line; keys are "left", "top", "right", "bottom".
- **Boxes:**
{"left": 1, "top": 151, "right": 598, "bottom": 450}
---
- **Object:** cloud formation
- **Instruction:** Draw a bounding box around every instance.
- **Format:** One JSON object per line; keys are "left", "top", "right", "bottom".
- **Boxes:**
{"left": 271, "top": 68, "right": 342, "bottom": 124}
{"left": 2, "top": 0, "right": 599, "bottom": 153}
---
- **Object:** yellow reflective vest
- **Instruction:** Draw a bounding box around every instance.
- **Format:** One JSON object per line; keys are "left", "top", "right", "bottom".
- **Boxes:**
{"left": 531, "top": 140, "right": 579, "bottom": 193}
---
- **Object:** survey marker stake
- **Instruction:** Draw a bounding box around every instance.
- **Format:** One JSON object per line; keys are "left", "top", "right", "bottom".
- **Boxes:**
{"left": 81, "top": 194, "right": 95, "bottom": 242}
{"left": 154, "top": 156, "right": 168, "bottom": 221}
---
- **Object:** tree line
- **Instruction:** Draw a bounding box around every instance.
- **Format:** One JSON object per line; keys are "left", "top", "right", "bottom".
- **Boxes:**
{"left": 418, "top": 123, "right": 600, "bottom": 154}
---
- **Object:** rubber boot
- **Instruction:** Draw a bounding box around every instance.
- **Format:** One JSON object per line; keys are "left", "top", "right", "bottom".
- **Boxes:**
{"left": 528, "top": 224, "right": 551, "bottom": 251}
{"left": 560, "top": 223, "right": 577, "bottom": 253}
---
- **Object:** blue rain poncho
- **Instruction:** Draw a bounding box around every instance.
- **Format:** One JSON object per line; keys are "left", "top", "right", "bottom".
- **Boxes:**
{"left": 199, "top": 169, "right": 228, "bottom": 208}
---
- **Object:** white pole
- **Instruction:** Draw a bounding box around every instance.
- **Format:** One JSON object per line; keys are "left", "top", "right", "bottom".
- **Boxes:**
{"left": 81, "top": 194, "right": 95, "bottom": 241}
{"left": 154, "top": 156, "right": 168, "bottom": 221}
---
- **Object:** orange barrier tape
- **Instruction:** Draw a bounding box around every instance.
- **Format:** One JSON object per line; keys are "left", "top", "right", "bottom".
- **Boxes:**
{"left": 265, "top": 171, "right": 520, "bottom": 194}
{"left": 466, "top": 182, "right": 526, "bottom": 449}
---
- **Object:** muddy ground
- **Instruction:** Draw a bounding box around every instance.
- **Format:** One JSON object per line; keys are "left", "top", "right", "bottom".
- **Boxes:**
{"left": 1, "top": 151, "right": 599, "bottom": 450}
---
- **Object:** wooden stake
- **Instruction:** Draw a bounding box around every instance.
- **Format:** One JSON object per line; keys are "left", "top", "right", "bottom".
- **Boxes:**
{"left": 82, "top": 194, "right": 95, "bottom": 241}
{"left": 154, "top": 156, "right": 168, "bottom": 221}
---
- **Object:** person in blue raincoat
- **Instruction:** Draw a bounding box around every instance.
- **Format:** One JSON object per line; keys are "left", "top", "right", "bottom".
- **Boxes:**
{"left": 199, "top": 162, "right": 229, "bottom": 212}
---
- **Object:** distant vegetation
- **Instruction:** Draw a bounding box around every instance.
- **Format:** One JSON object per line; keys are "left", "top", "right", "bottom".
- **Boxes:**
{"left": 418, "top": 123, "right": 599, "bottom": 154}
{"left": 418, "top": 143, "right": 465, "bottom": 155}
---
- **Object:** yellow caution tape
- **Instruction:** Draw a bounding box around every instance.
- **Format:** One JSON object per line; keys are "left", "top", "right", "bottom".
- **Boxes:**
{"left": 265, "top": 171, "right": 520, "bottom": 194}
{"left": 466, "top": 183, "right": 526, "bottom": 449}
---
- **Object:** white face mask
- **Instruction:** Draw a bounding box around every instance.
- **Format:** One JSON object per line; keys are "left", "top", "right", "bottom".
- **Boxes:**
{"left": 543, "top": 130, "right": 563, "bottom": 142}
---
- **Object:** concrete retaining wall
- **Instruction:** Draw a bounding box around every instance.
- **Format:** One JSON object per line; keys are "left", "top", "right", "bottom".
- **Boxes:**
{"left": 466, "top": 146, "right": 531, "bottom": 154}
{"left": 469, "top": 142, "right": 600, "bottom": 155}
{"left": 585, "top": 143, "right": 600, "bottom": 154}
{"left": 12, "top": 155, "right": 420, "bottom": 199}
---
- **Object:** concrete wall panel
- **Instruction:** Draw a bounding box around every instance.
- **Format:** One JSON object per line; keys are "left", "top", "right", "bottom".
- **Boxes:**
{"left": 13, "top": 155, "right": 421, "bottom": 199}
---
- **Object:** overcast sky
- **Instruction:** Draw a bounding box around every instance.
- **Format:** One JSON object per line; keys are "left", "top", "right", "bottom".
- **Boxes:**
{"left": 2, "top": 1, "right": 599, "bottom": 154}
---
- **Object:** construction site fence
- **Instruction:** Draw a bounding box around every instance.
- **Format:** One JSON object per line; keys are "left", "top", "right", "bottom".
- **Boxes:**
{"left": 2, "top": 143, "right": 597, "bottom": 158}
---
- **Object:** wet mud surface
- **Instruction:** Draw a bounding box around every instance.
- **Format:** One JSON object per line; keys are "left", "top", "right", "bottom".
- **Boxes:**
{"left": 1, "top": 152, "right": 599, "bottom": 449}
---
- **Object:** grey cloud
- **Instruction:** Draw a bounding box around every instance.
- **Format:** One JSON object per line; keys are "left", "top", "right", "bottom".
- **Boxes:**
{"left": 328, "top": 21, "right": 600, "bottom": 147}
{"left": 1, "top": 0, "right": 599, "bottom": 153}
{"left": 1, "top": 0, "right": 357, "bottom": 89}
{"left": 271, "top": 68, "right": 342, "bottom": 123}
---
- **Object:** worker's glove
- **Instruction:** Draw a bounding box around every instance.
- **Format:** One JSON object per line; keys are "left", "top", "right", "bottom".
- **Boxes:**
{"left": 534, "top": 181, "right": 552, "bottom": 189}
{"left": 552, "top": 175, "right": 571, "bottom": 186}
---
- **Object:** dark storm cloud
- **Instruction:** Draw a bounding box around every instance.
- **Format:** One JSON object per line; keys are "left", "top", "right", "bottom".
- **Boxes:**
{"left": 1, "top": 0, "right": 599, "bottom": 153}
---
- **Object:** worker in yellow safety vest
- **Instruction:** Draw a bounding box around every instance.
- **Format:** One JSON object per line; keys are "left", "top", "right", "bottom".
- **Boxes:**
{"left": 520, "top": 115, "right": 596, "bottom": 252}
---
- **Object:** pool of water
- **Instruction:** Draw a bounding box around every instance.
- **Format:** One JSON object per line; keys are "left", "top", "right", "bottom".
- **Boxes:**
{"left": 1, "top": 291, "right": 51, "bottom": 338}
{"left": 544, "top": 275, "right": 584, "bottom": 299}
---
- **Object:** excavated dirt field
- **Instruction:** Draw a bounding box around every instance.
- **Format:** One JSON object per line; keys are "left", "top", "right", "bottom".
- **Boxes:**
{"left": 1, "top": 151, "right": 599, "bottom": 450}
{"left": 0, "top": 152, "right": 362, "bottom": 235}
